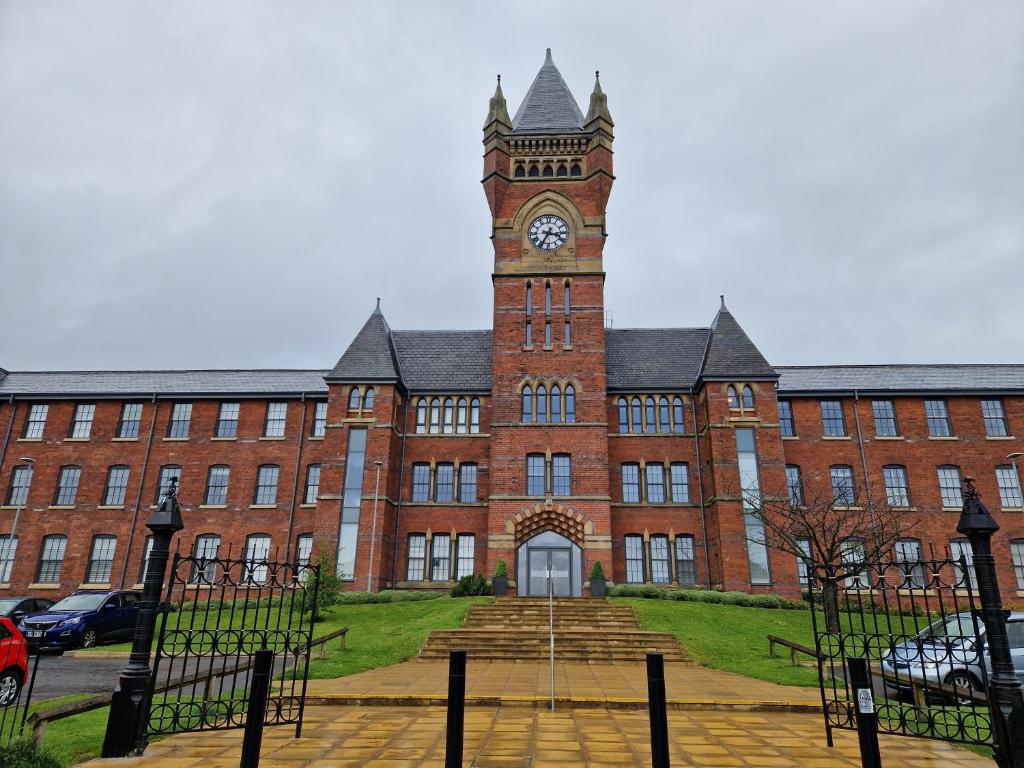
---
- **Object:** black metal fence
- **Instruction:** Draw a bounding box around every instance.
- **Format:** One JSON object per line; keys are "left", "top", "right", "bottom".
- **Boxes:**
{"left": 147, "top": 551, "right": 319, "bottom": 738}
{"left": 0, "top": 634, "right": 39, "bottom": 748}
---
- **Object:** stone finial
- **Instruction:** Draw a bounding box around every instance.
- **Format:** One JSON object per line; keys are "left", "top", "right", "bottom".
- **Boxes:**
{"left": 585, "top": 67, "right": 613, "bottom": 127}
{"left": 483, "top": 74, "right": 512, "bottom": 131}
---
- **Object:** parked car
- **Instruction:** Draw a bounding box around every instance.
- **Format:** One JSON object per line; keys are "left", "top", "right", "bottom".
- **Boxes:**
{"left": 0, "top": 617, "right": 28, "bottom": 707}
{"left": 0, "top": 597, "right": 54, "bottom": 624}
{"left": 880, "top": 611, "right": 1024, "bottom": 702}
{"left": 19, "top": 590, "right": 141, "bottom": 651}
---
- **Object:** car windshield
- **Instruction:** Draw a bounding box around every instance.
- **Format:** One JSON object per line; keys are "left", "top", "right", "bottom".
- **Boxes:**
{"left": 920, "top": 614, "right": 981, "bottom": 641}
{"left": 0, "top": 599, "right": 19, "bottom": 612}
{"left": 49, "top": 594, "right": 107, "bottom": 612}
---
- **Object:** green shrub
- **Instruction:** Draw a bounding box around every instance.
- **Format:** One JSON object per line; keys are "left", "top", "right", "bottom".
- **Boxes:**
{"left": 332, "top": 590, "right": 444, "bottom": 605}
{"left": 451, "top": 574, "right": 493, "bottom": 597}
{"left": 0, "top": 741, "right": 62, "bottom": 768}
{"left": 590, "top": 561, "right": 606, "bottom": 580}
{"left": 309, "top": 554, "right": 345, "bottom": 619}
{"left": 493, "top": 560, "right": 508, "bottom": 579}
{"left": 607, "top": 584, "right": 806, "bottom": 610}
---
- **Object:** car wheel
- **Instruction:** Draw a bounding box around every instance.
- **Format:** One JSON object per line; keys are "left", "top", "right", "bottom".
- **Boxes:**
{"left": 0, "top": 670, "right": 21, "bottom": 707}
{"left": 81, "top": 628, "right": 99, "bottom": 649}
{"left": 944, "top": 670, "right": 983, "bottom": 705}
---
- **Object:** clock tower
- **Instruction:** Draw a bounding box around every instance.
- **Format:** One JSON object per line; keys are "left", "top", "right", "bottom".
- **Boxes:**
{"left": 482, "top": 49, "right": 615, "bottom": 595}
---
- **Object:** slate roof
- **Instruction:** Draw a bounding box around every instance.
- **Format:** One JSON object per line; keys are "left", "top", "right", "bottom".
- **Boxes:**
{"left": 511, "top": 49, "right": 585, "bottom": 134}
{"left": 327, "top": 303, "right": 400, "bottom": 383}
{"left": 701, "top": 303, "right": 777, "bottom": 380}
{"left": 0, "top": 370, "right": 328, "bottom": 397}
{"left": 391, "top": 331, "right": 492, "bottom": 393}
{"left": 605, "top": 328, "right": 710, "bottom": 390}
{"left": 777, "top": 365, "right": 1024, "bottom": 394}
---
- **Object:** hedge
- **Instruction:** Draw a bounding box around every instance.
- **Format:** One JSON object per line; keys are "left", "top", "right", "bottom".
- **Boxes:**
{"left": 607, "top": 584, "right": 806, "bottom": 610}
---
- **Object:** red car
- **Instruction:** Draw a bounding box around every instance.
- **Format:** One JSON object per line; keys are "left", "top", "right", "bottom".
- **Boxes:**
{"left": 0, "top": 617, "right": 28, "bottom": 707}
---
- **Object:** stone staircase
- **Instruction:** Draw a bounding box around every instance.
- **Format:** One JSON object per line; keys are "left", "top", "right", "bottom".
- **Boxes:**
{"left": 418, "top": 597, "right": 689, "bottom": 663}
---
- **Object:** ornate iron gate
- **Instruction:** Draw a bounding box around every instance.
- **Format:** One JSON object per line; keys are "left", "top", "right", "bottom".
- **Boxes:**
{"left": 147, "top": 551, "right": 319, "bottom": 738}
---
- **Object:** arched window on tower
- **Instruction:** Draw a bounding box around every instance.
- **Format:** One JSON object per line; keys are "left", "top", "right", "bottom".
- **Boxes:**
{"left": 522, "top": 386, "right": 533, "bottom": 423}
{"left": 570, "top": 163, "right": 582, "bottom": 176}
{"left": 514, "top": 164, "right": 526, "bottom": 178}
{"left": 363, "top": 387, "right": 374, "bottom": 410}
{"left": 429, "top": 398, "right": 441, "bottom": 434}
{"left": 348, "top": 388, "right": 360, "bottom": 409}
{"left": 556, "top": 164, "right": 567, "bottom": 177}
{"left": 525, "top": 281, "right": 533, "bottom": 346}
{"left": 536, "top": 385, "right": 548, "bottom": 423}
{"left": 742, "top": 386, "right": 755, "bottom": 409}
{"left": 470, "top": 399, "right": 480, "bottom": 433}
{"left": 416, "top": 399, "right": 427, "bottom": 434}
{"left": 658, "top": 397, "right": 670, "bottom": 432}
{"left": 544, "top": 281, "right": 552, "bottom": 347}
{"left": 672, "top": 397, "right": 685, "bottom": 434}
{"left": 542, "top": 164, "right": 553, "bottom": 177}
{"left": 563, "top": 281, "right": 571, "bottom": 347}
{"left": 727, "top": 386, "right": 739, "bottom": 409}
{"left": 617, "top": 398, "right": 628, "bottom": 433}
{"left": 565, "top": 386, "right": 576, "bottom": 423}
{"left": 443, "top": 398, "right": 454, "bottom": 434}
{"left": 644, "top": 397, "right": 656, "bottom": 434}
{"left": 528, "top": 165, "right": 539, "bottom": 177}
{"left": 631, "top": 398, "right": 642, "bottom": 434}
{"left": 456, "top": 398, "right": 468, "bottom": 434}
{"left": 551, "top": 385, "right": 561, "bottom": 423}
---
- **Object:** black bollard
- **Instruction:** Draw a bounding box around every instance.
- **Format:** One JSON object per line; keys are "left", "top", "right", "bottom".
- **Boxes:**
{"left": 847, "top": 657, "right": 882, "bottom": 768}
{"left": 647, "top": 652, "right": 671, "bottom": 768}
{"left": 240, "top": 649, "right": 274, "bottom": 768}
{"left": 445, "top": 650, "right": 467, "bottom": 768}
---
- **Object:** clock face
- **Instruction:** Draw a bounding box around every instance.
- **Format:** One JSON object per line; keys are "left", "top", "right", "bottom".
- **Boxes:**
{"left": 527, "top": 215, "right": 569, "bottom": 252}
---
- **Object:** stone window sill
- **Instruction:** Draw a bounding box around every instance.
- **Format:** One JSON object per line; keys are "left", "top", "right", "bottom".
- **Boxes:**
{"left": 299, "top": 503, "right": 317, "bottom": 508}
{"left": 822, "top": 436, "right": 852, "bottom": 441}
{"left": 163, "top": 437, "right": 189, "bottom": 442}
{"left": 874, "top": 436, "right": 904, "bottom": 441}
{"left": 250, "top": 504, "right": 278, "bottom": 509}
{"left": 80, "top": 582, "right": 110, "bottom": 590}
{"left": 928, "top": 436, "right": 959, "bottom": 441}
{"left": 1001, "top": 507, "right": 1024, "bottom": 513}
{"left": 259, "top": 436, "right": 286, "bottom": 441}
{"left": 27, "top": 583, "right": 61, "bottom": 590}
{"left": 112, "top": 437, "right": 139, "bottom": 442}
{"left": 17, "top": 437, "right": 43, "bottom": 442}
{"left": 198, "top": 504, "right": 227, "bottom": 509}
{"left": 48, "top": 505, "right": 74, "bottom": 510}
{"left": 308, "top": 436, "right": 325, "bottom": 441}
{"left": 0, "top": 505, "right": 23, "bottom": 510}
{"left": 986, "top": 435, "right": 1016, "bottom": 440}
{"left": 211, "top": 436, "right": 237, "bottom": 441}
{"left": 781, "top": 436, "right": 799, "bottom": 440}
{"left": 0, "top": 583, "right": 8, "bottom": 590}
{"left": 833, "top": 506, "right": 864, "bottom": 511}
{"left": 97, "top": 505, "right": 124, "bottom": 510}
{"left": 65, "top": 437, "right": 90, "bottom": 442}
{"left": 941, "top": 507, "right": 962, "bottom": 513}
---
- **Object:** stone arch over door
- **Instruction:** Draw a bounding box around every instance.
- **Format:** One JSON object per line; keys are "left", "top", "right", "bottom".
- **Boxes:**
{"left": 506, "top": 502, "right": 593, "bottom": 549}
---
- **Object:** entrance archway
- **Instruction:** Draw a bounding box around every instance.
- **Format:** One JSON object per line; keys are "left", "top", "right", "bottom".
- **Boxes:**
{"left": 516, "top": 530, "right": 583, "bottom": 597}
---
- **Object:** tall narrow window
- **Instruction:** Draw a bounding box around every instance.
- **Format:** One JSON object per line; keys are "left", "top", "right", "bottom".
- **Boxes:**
{"left": 156, "top": 465, "right": 181, "bottom": 503}
{"left": 434, "top": 463, "right": 454, "bottom": 502}
{"left": 254, "top": 465, "right": 280, "bottom": 505}
{"left": 243, "top": 534, "right": 271, "bottom": 584}
{"left": 778, "top": 400, "right": 794, "bottom": 437}
{"left": 996, "top": 466, "right": 1023, "bottom": 508}
{"left": 842, "top": 538, "right": 870, "bottom": 588}
{"left": 295, "top": 533, "right": 314, "bottom": 581}
{"left": 470, "top": 399, "right": 480, "bottom": 433}
{"left": 0, "top": 535, "right": 17, "bottom": 582}
{"left": 895, "top": 538, "right": 926, "bottom": 588}
{"left": 544, "top": 282, "right": 552, "bottom": 346}
{"left": 727, "top": 386, "right": 739, "bottom": 409}
{"left": 411, "top": 463, "right": 430, "bottom": 502}
{"left": 650, "top": 536, "right": 670, "bottom": 584}
{"left": 536, "top": 385, "right": 548, "bottom": 423}
{"left": 883, "top": 465, "right": 911, "bottom": 508}
{"left": 526, "top": 318, "right": 533, "bottom": 346}
{"left": 442, "top": 398, "right": 454, "bottom": 434}
{"left": 348, "top": 388, "right": 361, "bottom": 409}
{"left": 85, "top": 535, "right": 117, "bottom": 583}
{"left": 736, "top": 428, "right": 770, "bottom": 584}
{"left": 625, "top": 535, "right": 645, "bottom": 584}
{"left": 925, "top": 399, "right": 952, "bottom": 437}
{"left": 407, "top": 534, "right": 426, "bottom": 581}
{"left": 431, "top": 534, "right": 451, "bottom": 581}
{"left": 830, "top": 465, "right": 856, "bottom": 506}
{"left": 872, "top": 400, "right": 898, "bottom": 437}
{"left": 786, "top": 465, "right": 804, "bottom": 507}
{"left": 459, "top": 464, "right": 478, "bottom": 503}
{"left": 545, "top": 320, "right": 552, "bottom": 347}
{"left": 937, "top": 465, "right": 963, "bottom": 508}
{"left": 429, "top": 398, "right": 440, "bottom": 434}
{"left": 742, "top": 386, "right": 755, "bottom": 409}
{"left": 103, "top": 465, "right": 130, "bottom": 506}
{"left": 204, "top": 465, "right": 230, "bottom": 505}
{"left": 363, "top": 388, "right": 374, "bottom": 410}
{"left": 670, "top": 463, "right": 689, "bottom": 503}
{"left": 456, "top": 398, "right": 468, "bottom": 434}
{"left": 138, "top": 535, "right": 155, "bottom": 583}
{"left": 565, "top": 386, "right": 575, "bottom": 423}
{"left": 950, "top": 539, "right": 976, "bottom": 590}
{"left": 304, "top": 464, "right": 321, "bottom": 505}
{"left": 675, "top": 535, "right": 696, "bottom": 585}
{"left": 456, "top": 535, "right": 475, "bottom": 579}
{"left": 118, "top": 403, "right": 143, "bottom": 438}
{"left": 168, "top": 403, "right": 191, "bottom": 438}
{"left": 564, "top": 321, "right": 571, "bottom": 347}
{"left": 796, "top": 538, "right": 812, "bottom": 587}
{"left": 312, "top": 401, "right": 328, "bottom": 437}
{"left": 820, "top": 400, "right": 847, "bottom": 437}
{"left": 673, "top": 397, "right": 685, "bottom": 433}
{"left": 23, "top": 404, "right": 48, "bottom": 439}
{"left": 1011, "top": 541, "right": 1024, "bottom": 590}
{"left": 416, "top": 400, "right": 427, "bottom": 433}
{"left": 621, "top": 464, "right": 641, "bottom": 503}
{"left": 564, "top": 281, "right": 571, "bottom": 315}
{"left": 217, "top": 402, "right": 240, "bottom": 437}
{"left": 36, "top": 535, "right": 68, "bottom": 584}
{"left": 551, "top": 385, "right": 561, "bottom": 423}
{"left": 527, "top": 454, "right": 546, "bottom": 496}
{"left": 190, "top": 534, "right": 221, "bottom": 583}
{"left": 71, "top": 403, "right": 96, "bottom": 438}
{"left": 982, "top": 399, "right": 1009, "bottom": 437}
{"left": 54, "top": 465, "right": 81, "bottom": 506}
{"left": 264, "top": 402, "right": 287, "bottom": 437}
{"left": 630, "top": 398, "right": 642, "bottom": 434}
{"left": 525, "top": 281, "right": 533, "bottom": 317}
{"left": 658, "top": 398, "right": 670, "bottom": 432}
{"left": 552, "top": 454, "right": 571, "bottom": 495}
{"left": 522, "top": 386, "right": 533, "bottom": 422}
{"left": 644, "top": 398, "right": 656, "bottom": 433}
{"left": 6, "top": 465, "right": 33, "bottom": 506}
{"left": 617, "top": 398, "right": 628, "bottom": 433}
{"left": 645, "top": 463, "right": 665, "bottom": 503}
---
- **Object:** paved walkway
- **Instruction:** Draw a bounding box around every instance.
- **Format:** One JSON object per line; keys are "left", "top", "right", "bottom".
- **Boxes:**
{"left": 81, "top": 704, "right": 992, "bottom": 767}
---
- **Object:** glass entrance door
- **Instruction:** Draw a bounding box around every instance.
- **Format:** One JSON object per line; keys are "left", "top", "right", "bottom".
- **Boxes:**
{"left": 528, "top": 548, "right": 572, "bottom": 597}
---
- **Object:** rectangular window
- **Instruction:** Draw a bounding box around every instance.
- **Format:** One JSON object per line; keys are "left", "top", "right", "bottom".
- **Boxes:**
{"left": 304, "top": 464, "right": 321, "bottom": 505}
{"left": 621, "top": 464, "right": 640, "bottom": 503}
{"left": 981, "top": 399, "right": 1008, "bottom": 437}
{"left": 204, "top": 465, "right": 230, "bottom": 505}
{"left": 36, "top": 535, "right": 68, "bottom": 583}
{"left": 670, "top": 463, "right": 690, "bottom": 503}
{"left": 872, "top": 400, "right": 898, "bottom": 437}
{"left": 625, "top": 535, "right": 645, "bottom": 584}
{"left": 525, "top": 320, "right": 532, "bottom": 346}
{"left": 86, "top": 536, "right": 117, "bottom": 583}
{"left": 411, "top": 464, "right": 430, "bottom": 502}
{"left": 6, "top": 465, "right": 32, "bottom": 506}
{"left": 1012, "top": 542, "right": 1024, "bottom": 591}
{"left": 645, "top": 463, "right": 665, "bottom": 503}
{"left": 312, "top": 401, "right": 328, "bottom": 437}
{"left": 407, "top": 534, "right": 426, "bottom": 581}
{"left": 950, "top": 539, "right": 976, "bottom": 591}
{"left": 830, "top": 465, "right": 855, "bottom": 506}
{"left": 552, "top": 454, "right": 571, "bottom": 496}
{"left": 650, "top": 536, "right": 670, "bottom": 584}
{"left": 264, "top": 402, "right": 288, "bottom": 437}
{"left": 295, "top": 533, "right": 314, "bottom": 581}
{"left": 138, "top": 535, "right": 154, "bottom": 583}
{"left": 925, "top": 399, "right": 951, "bottom": 437}
{"left": 338, "top": 429, "right": 367, "bottom": 580}
{"left": 191, "top": 535, "right": 221, "bottom": 583}
{"left": 55, "top": 466, "right": 81, "bottom": 505}
{"left": 243, "top": 534, "right": 271, "bottom": 583}
{"left": 883, "top": 466, "right": 911, "bottom": 508}
{"left": 820, "top": 400, "right": 846, "bottom": 437}
{"left": 459, "top": 464, "right": 478, "bottom": 503}
{"left": 841, "top": 538, "right": 870, "bottom": 589}
{"left": 71, "top": 403, "right": 95, "bottom": 438}
{"left": 996, "top": 466, "right": 1023, "bottom": 508}
{"left": 564, "top": 321, "right": 571, "bottom": 347}
{"left": 431, "top": 534, "right": 451, "bottom": 581}
{"left": 937, "top": 466, "right": 963, "bottom": 508}
{"left": 786, "top": 465, "right": 804, "bottom": 507}
{"left": 216, "top": 402, "right": 240, "bottom": 437}
{"left": 156, "top": 465, "right": 181, "bottom": 503}
{"left": 796, "top": 538, "right": 811, "bottom": 587}
{"left": 434, "top": 463, "right": 455, "bottom": 503}
{"left": 777, "top": 400, "right": 794, "bottom": 437}
{"left": 118, "top": 403, "right": 143, "bottom": 438}
{"left": 736, "top": 428, "right": 771, "bottom": 585}
{"left": 544, "top": 321, "right": 552, "bottom": 347}
{"left": 527, "top": 454, "right": 546, "bottom": 496}
{"left": 456, "top": 535, "right": 475, "bottom": 579}
{"left": 23, "top": 404, "right": 48, "bottom": 438}
{"left": 675, "top": 535, "right": 696, "bottom": 586}
{"left": 895, "top": 539, "right": 926, "bottom": 589}
{"left": 254, "top": 465, "right": 280, "bottom": 505}
{"left": 0, "top": 535, "right": 18, "bottom": 582}
{"left": 103, "top": 466, "right": 130, "bottom": 506}
{"left": 168, "top": 402, "right": 192, "bottom": 438}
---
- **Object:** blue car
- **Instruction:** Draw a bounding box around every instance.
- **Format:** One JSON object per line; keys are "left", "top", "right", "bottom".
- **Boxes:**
{"left": 19, "top": 590, "right": 141, "bottom": 651}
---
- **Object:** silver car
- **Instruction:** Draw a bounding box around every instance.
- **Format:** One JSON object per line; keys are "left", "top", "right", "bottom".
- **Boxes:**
{"left": 880, "top": 611, "right": 1024, "bottom": 702}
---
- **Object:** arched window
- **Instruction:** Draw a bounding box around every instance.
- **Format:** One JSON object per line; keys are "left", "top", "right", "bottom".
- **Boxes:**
{"left": 644, "top": 397, "right": 656, "bottom": 434}
{"left": 528, "top": 165, "right": 539, "bottom": 177}
{"left": 617, "top": 398, "right": 628, "bottom": 433}
{"left": 564, "top": 281, "right": 571, "bottom": 315}
{"left": 348, "top": 388, "right": 361, "bottom": 409}
{"left": 525, "top": 281, "right": 533, "bottom": 314}
{"left": 429, "top": 398, "right": 440, "bottom": 434}
{"left": 443, "top": 398, "right": 454, "bottom": 434}
{"left": 456, "top": 398, "right": 468, "bottom": 434}
{"left": 536, "top": 385, "right": 548, "bottom": 423}
{"left": 570, "top": 163, "right": 582, "bottom": 176}
{"left": 542, "top": 164, "right": 553, "bottom": 177}
{"left": 565, "top": 385, "right": 576, "bottom": 423}
{"left": 522, "top": 386, "right": 533, "bottom": 423}
{"left": 470, "top": 399, "right": 480, "bottom": 433}
{"left": 672, "top": 397, "right": 685, "bottom": 434}
{"left": 551, "top": 385, "right": 561, "bottom": 423}
{"left": 363, "top": 387, "right": 374, "bottom": 410}
{"left": 631, "top": 398, "right": 642, "bottom": 434}
{"left": 556, "top": 163, "right": 567, "bottom": 176}
{"left": 742, "top": 386, "right": 754, "bottom": 409}
{"left": 416, "top": 400, "right": 427, "bottom": 433}
{"left": 514, "top": 164, "right": 525, "bottom": 178}
{"left": 658, "top": 397, "right": 670, "bottom": 432}
{"left": 727, "top": 386, "right": 739, "bottom": 409}
{"left": 544, "top": 281, "right": 552, "bottom": 314}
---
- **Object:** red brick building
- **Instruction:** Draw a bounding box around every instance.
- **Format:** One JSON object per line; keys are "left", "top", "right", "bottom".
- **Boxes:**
{"left": 2, "top": 51, "right": 1023, "bottom": 600}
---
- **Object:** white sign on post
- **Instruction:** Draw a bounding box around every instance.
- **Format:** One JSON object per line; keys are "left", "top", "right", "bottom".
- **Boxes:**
{"left": 856, "top": 687, "right": 874, "bottom": 714}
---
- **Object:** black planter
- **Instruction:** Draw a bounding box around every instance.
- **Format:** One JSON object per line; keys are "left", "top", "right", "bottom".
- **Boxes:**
{"left": 590, "top": 578, "right": 606, "bottom": 598}
{"left": 492, "top": 577, "right": 508, "bottom": 596}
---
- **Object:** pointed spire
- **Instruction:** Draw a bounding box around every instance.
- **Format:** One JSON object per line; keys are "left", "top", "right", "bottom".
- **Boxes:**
{"left": 327, "top": 300, "right": 401, "bottom": 383}
{"left": 701, "top": 300, "right": 776, "bottom": 379}
{"left": 511, "top": 49, "right": 584, "bottom": 133}
{"left": 585, "top": 68, "right": 613, "bottom": 127}
{"left": 483, "top": 74, "right": 511, "bottom": 131}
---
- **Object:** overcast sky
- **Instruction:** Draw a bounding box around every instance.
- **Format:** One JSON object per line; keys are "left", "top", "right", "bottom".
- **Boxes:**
{"left": 1, "top": 1, "right": 1021, "bottom": 372}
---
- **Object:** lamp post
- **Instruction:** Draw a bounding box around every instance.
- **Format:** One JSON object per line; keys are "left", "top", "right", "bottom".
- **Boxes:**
{"left": 102, "top": 477, "right": 184, "bottom": 757}
{"left": 2, "top": 457, "right": 33, "bottom": 582}
{"left": 366, "top": 460, "right": 383, "bottom": 593}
